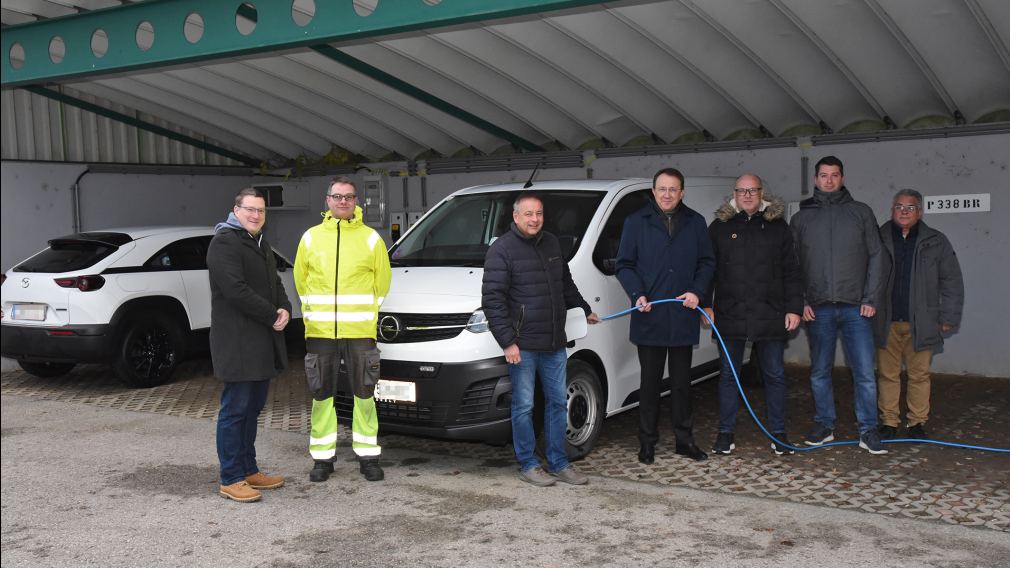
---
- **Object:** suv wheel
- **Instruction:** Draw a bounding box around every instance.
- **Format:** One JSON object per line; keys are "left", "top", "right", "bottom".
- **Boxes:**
{"left": 114, "top": 312, "right": 185, "bottom": 388}
{"left": 18, "top": 360, "right": 76, "bottom": 378}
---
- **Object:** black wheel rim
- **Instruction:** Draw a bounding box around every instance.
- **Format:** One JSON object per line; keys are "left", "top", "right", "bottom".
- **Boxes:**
{"left": 126, "top": 325, "right": 175, "bottom": 381}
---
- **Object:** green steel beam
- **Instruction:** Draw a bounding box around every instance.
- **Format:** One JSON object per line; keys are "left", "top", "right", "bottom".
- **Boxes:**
{"left": 26, "top": 86, "right": 262, "bottom": 167}
{"left": 311, "top": 45, "right": 543, "bottom": 152}
{"left": 2, "top": 0, "right": 609, "bottom": 88}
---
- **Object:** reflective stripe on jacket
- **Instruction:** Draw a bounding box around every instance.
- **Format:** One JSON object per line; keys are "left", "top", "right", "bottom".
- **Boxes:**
{"left": 294, "top": 205, "right": 391, "bottom": 339}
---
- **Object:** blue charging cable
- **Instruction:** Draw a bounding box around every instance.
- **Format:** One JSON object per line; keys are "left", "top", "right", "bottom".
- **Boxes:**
{"left": 601, "top": 298, "right": 1010, "bottom": 453}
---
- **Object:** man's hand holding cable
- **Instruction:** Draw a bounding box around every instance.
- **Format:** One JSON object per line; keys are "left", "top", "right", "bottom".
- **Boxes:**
{"left": 635, "top": 296, "right": 652, "bottom": 312}
{"left": 677, "top": 291, "right": 700, "bottom": 310}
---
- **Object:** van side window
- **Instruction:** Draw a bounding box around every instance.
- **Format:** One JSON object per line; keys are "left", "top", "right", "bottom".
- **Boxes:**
{"left": 592, "top": 189, "right": 653, "bottom": 275}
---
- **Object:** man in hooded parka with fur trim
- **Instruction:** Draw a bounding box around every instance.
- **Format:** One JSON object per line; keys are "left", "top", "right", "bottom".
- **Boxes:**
{"left": 704, "top": 174, "right": 803, "bottom": 456}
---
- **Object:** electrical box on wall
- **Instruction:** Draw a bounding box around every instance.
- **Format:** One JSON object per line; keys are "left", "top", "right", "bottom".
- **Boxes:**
{"left": 252, "top": 183, "right": 308, "bottom": 210}
{"left": 408, "top": 210, "right": 425, "bottom": 227}
{"left": 361, "top": 176, "right": 386, "bottom": 227}
{"left": 390, "top": 212, "right": 405, "bottom": 242}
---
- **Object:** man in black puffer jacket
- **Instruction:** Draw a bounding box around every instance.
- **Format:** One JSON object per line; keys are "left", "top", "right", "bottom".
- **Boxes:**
{"left": 482, "top": 192, "right": 599, "bottom": 487}
{"left": 704, "top": 174, "right": 803, "bottom": 457}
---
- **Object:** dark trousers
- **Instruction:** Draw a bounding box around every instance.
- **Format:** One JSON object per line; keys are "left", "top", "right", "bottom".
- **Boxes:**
{"left": 717, "top": 339, "right": 787, "bottom": 433}
{"left": 216, "top": 380, "right": 270, "bottom": 485}
{"left": 637, "top": 345, "right": 694, "bottom": 448}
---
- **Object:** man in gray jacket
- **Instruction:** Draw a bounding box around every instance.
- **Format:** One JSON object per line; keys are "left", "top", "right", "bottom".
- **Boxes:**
{"left": 875, "top": 189, "right": 964, "bottom": 440}
{"left": 791, "top": 156, "right": 887, "bottom": 454}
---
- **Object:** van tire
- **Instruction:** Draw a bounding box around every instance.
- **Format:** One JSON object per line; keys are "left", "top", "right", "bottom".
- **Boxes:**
{"left": 535, "top": 360, "right": 604, "bottom": 462}
{"left": 113, "top": 312, "right": 185, "bottom": 388}
{"left": 563, "top": 360, "right": 604, "bottom": 460}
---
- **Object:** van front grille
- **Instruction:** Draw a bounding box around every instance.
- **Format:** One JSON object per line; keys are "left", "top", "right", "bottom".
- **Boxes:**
{"left": 376, "top": 312, "right": 471, "bottom": 343}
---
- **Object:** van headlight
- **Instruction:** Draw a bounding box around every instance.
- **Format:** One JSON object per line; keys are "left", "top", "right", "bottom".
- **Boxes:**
{"left": 466, "top": 309, "right": 489, "bottom": 333}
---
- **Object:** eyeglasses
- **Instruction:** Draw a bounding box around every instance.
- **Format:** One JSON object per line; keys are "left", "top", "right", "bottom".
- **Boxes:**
{"left": 327, "top": 193, "right": 356, "bottom": 202}
{"left": 734, "top": 187, "right": 762, "bottom": 196}
{"left": 655, "top": 187, "right": 683, "bottom": 194}
{"left": 893, "top": 204, "right": 919, "bottom": 212}
{"left": 237, "top": 205, "right": 266, "bottom": 215}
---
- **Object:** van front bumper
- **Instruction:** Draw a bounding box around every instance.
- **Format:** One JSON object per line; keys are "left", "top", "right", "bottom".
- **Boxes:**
{"left": 334, "top": 356, "right": 514, "bottom": 445}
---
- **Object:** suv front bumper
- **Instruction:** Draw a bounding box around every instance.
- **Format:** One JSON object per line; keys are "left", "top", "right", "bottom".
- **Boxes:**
{"left": 1, "top": 323, "right": 113, "bottom": 363}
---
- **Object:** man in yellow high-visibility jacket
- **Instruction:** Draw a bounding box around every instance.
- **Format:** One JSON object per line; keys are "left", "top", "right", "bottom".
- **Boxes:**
{"left": 294, "top": 176, "right": 391, "bottom": 482}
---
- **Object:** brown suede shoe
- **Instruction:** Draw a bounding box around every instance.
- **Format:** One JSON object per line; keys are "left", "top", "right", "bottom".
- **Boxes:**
{"left": 219, "top": 481, "right": 262, "bottom": 502}
{"left": 245, "top": 471, "right": 285, "bottom": 489}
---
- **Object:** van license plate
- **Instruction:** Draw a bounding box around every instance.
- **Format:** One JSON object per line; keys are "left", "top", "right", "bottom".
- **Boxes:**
{"left": 12, "top": 304, "right": 46, "bottom": 321}
{"left": 375, "top": 379, "right": 416, "bottom": 403}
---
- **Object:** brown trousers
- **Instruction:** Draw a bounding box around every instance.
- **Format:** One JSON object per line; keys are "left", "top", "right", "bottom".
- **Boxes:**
{"left": 877, "top": 322, "right": 933, "bottom": 427}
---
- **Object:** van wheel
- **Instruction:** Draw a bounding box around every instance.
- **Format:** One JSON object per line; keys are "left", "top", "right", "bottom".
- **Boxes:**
{"left": 18, "top": 360, "right": 75, "bottom": 378}
{"left": 535, "top": 360, "right": 604, "bottom": 462}
{"left": 114, "top": 312, "right": 185, "bottom": 388}
{"left": 563, "top": 360, "right": 604, "bottom": 460}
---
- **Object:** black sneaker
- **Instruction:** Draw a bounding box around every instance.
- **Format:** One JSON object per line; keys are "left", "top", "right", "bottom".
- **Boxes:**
{"left": 804, "top": 424, "right": 834, "bottom": 446}
{"left": 711, "top": 432, "right": 735, "bottom": 455}
{"left": 309, "top": 461, "right": 334, "bottom": 482}
{"left": 859, "top": 430, "right": 888, "bottom": 454}
{"left": 770, "top": 432, "right": 796, "bottom": 456}
{"left": 878, "top": 424, "right": 898, "bottom": 440}
{"left": 359, "top": 458, "right": 384, "bottom": 482}
{"left": 907, "top": 423, "right": 928, "bottom": 440}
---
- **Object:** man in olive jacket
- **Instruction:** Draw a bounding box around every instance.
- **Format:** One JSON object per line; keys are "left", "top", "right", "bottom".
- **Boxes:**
{"left": 704, "top": 174, "right": 803, "bottom": 456}
{"left": 208, "top": 188, "right": 291, "bottom": 503}
{"left": 874, "top": 189, "right": 964, "bottom": 440}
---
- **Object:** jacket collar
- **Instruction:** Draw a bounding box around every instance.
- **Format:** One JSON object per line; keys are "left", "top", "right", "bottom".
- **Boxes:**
{"left": 322, "top": 205, "right": 364, "bottom": 227}
{"left": 715, "top": 195, "right": 786, "bottom": 222}
{"left": 510, "top": 222, "right": 543, "bottom": 244}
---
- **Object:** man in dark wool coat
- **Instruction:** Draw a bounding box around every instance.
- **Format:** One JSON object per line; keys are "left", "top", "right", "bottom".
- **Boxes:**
{"left": 208, "top": 187, "right": 291, "bottom": 503}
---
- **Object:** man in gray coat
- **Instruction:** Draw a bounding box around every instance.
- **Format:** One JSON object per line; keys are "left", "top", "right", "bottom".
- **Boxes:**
{"left": 875, "top": 189, "right": 964, "bottom": 440}
{"left": 791, "top": 156, "right": 887, "bottom": 454}
{"left": 208, "top": 187, "right": 292, "bottom": 502}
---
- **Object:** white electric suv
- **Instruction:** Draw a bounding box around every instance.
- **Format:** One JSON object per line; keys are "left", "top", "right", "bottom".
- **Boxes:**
{"left": 1, "top": 227, "right": 300, "bottom": 387}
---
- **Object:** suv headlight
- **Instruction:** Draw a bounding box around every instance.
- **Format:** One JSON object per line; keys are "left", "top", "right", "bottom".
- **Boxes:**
{"left": 466, "top": 309, "right": 489, "bottom": 333}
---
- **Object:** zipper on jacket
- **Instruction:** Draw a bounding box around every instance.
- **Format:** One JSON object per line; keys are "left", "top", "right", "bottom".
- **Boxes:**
{"left": 334, "top": 221, "right": 341, "bottom": 339}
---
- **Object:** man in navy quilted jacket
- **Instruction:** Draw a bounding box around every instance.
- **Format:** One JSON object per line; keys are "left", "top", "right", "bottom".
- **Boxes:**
{"left": 482, "top": 192, "right": 600, "bottom": 487}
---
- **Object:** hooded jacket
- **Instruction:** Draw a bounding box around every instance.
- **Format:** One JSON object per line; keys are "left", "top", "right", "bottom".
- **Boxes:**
{"left": 482, "top": 223, "right": 592, "bottom": 352}
{"left": 873, "top": 220, "right": 964, "bottom": 353}
{"left": 207, "top": 215, "right": 291, "bottom": 382}
{"left": 616, "top": 201, "right": 715, "bottom": 347}
{"left": 706, "top": 196, "right": 804, "bottom": 341}
{"left": 294, "top": 205, "right": 391, "bottom": 340}
{"left": 790, "top": 187, "right": 884, "bottom": 307}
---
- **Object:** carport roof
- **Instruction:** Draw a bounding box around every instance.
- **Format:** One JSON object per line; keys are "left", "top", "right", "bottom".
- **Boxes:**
{"left": 2, "top": 0, "right": 1009, "bottom": 168}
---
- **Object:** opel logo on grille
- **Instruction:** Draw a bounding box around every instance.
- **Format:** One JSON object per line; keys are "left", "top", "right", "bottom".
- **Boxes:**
{"left": 378, "top": 315, "right": 402, "bottom": 342}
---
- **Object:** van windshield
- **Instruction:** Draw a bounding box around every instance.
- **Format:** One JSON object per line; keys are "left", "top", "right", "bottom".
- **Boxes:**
{"left": 390, "top": 190, "right": 605, "bottom": 267}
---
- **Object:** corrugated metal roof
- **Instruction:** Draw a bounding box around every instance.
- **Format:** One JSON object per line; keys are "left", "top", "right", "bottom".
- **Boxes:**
{"left": 2, "top": 0, "right": 1008, "bottom": 167}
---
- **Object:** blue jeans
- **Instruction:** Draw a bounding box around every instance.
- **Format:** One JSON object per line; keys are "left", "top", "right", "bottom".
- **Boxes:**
{"left": 805, "top": 303, "right": 878, "bottom": 434}
{"left": 718, "top": 339, "right": 786, "bottom": 434}
{"left": 509, "top": 348, "right": 569, "bottom": 473}
{"left": 217, "top": 380, "right": 270, "bottom": 485}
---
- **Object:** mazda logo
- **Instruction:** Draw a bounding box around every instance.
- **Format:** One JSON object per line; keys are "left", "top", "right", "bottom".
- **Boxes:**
{"left": 21, "top": 278, "right": 30, "bottom": 288}
{"left": 378, "top": 315, "right": 402, "bottom": 342}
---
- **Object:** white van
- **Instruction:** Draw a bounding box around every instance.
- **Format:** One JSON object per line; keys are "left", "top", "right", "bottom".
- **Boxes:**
{"left": 346, "top": 177, "right": 736, "bottom": 459}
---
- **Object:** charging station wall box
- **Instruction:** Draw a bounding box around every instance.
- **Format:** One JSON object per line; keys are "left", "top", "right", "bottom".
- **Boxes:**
{"left": 361, "top": 176, "right": 386, "bottom": 226}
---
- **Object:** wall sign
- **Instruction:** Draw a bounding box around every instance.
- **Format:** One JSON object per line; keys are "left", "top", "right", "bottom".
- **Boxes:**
{"left": 923, "top": 193, "right": 990, "bottom": 214}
